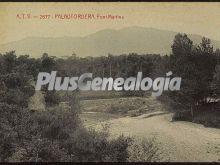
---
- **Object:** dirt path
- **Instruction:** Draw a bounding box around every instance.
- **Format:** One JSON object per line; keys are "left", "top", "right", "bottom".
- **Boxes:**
{"left": 97, "top": 112, "right": 220, "bottom": 162}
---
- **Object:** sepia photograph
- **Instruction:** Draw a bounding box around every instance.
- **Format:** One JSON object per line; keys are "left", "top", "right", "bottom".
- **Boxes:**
{"left": 0, "top": 2, "right": 219, "bottom": 163}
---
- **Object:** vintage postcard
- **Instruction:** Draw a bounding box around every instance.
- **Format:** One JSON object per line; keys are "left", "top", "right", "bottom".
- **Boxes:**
{"left": 0, "top": 2, "right": 220, "bottom": 162}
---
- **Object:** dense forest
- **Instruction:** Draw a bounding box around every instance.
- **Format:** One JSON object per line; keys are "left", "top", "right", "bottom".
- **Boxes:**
{"left": 0, "top": 33, "right": 220, "bottom": 162}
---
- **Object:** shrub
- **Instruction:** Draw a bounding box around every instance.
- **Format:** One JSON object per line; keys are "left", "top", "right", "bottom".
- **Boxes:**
{"left": 44, "top": 91, "right": 60, "bottom": 107}
{"left": 172, "top": 110, "right": 192, "bottom": 121}
{"left": 127, "top": 138, "right": 161, "bottom": 162}
{"left": 62, "top": 126, "right": 132, "bottom": 162}
{"left": 1, "top": 105, "right": 132, "bottom": 162}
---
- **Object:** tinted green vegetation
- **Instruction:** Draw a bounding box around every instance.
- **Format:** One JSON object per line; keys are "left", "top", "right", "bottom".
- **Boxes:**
{"left": 0, "top": 33, "right": 220, "bottom": 162}
{"left": 0, "top": 52, "right": 132, "bottom": 162}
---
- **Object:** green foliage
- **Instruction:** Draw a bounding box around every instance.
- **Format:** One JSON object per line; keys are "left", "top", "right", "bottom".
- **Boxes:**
{"left": 169, "top": 34, "right": 218, "bottom": 111}
{"left": 1, "top": 36, "right": 220, "bottom": 161}
{"left": 127, "top": 138, "right": 161, "bottom": 162}
{"left": 41, "top": 53, "right": 57, "bottom": 72}
{"left": 0, "top": 52, "right": 132, "bottom": 162}
{"left": 44, "top": 91, "right": 60, "bottom": 107}
{"left": 211, "top": 64, "right": 220, "bottom": 98}
{"left": 63, "top": 127, "right": 131, "bottom": 162}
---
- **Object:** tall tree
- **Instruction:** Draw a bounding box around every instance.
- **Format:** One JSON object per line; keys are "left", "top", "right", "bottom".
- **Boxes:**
{"left": 169, "top": 34, "right": 217, "bottom": 120}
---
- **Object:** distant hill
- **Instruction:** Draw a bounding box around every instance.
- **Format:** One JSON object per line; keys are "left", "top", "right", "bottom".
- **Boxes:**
{"left": 1, "top": 26, "right": 220, "bottom": 58}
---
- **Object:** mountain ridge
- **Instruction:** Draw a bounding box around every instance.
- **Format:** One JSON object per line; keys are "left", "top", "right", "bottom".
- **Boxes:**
{"left": 1, "top": 26, "right": 220, "bottom": 57}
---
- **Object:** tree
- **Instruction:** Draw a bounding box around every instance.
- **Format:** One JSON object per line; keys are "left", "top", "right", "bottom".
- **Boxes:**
{"left": 41, "top": 53, "right": 57, "bottom": 72}
{"left": 0, "top": 52, "right": 133, "bottom": 162}
{"left": 210, "top": 64, "right": 220, "bottom": 98}
{"left": 169, "top": 34, "right": 217, "bottom": 120}
{"left": 171, "top": 33, "right": 193, "bottom": 57}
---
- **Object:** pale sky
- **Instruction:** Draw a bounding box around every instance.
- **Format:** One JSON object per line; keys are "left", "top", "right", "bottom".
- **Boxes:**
{"left": 1, "top": 2, "right": 220, "bottom": 44}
